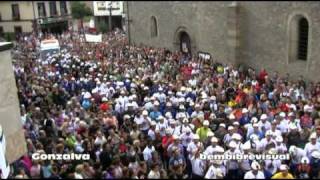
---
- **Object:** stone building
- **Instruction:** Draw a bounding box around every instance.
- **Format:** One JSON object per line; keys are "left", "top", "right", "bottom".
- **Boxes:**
{"left": 125, "top": 1, "right": 320, "bottom": 81}
{"left": 0, "top": 1, "right": 72, "bottom": 36}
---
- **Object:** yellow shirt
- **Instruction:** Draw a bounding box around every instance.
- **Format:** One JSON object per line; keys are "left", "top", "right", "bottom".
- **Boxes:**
{"left": 196, "top": 127, "right": 212, "bottom": 141}
{"left": 271, "top": 172, "right": 294, "bottom": 179}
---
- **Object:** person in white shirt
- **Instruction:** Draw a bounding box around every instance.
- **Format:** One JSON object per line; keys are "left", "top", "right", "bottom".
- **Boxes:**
{"left": 224, "top": 141, "right": 242, "bottom": 178}
{"left": 134, "top": 110, "right": 151, "bottom": 133}
{"left": 167, "top": 120, "right": 181, "bottom": 136}
{"left": 177, "top": 118, "right": 195, "bottom": 134}
{"left": 223, "top": 126, "right": 235, "bottom": 146}
{"left": 289, "top": 145, "right": 307, "bottom": 166}
{"left": 143, "top": 140, "right": 156, "bottom": 161}
{"left": 147, "top": 163, "right": 161, "bottom": 179}
{"left": 259, "top": 131, "right": 276, "bottom": 152}
{"left": 304, "top": 133, "right": 320, "bottom": 159}
{"left": 204, "top": 137, "right": 223, "bottom": 156}
{"left": 190, "top": 148, "right": 207, "bottom": 178}
{"left": 180, "top": 129, "right": 194, "bottom": 148}
{"left": 267, "top": 121, "right": 282, "bottom": 140}
{"left": 187, "top": 134, "right": 204, "bottom": 160}
{"left": 275, "top": 136, "right": 287, "bottom": 153}
{"left": 244, "top": 161, "right": 265, "bottom": 179}
{"left": 147, "top": 121, "right": 157, "bottom": 140}
{"left": 155, "top": 117, "right": 168, "bottom": 137}
{"left": 264, "top": 148, "right": 281, "bottom": 175}
{"left": 258, "top": 114, "right": 271, "bottom": 133}
{"left": 239, "top": 143, "right": 253, "bottom": 173}
{"left": 191, "top": 104, "right": 204, "bottom": 119}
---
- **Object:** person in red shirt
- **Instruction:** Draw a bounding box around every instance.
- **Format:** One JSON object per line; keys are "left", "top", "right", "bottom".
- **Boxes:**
{"left": 100, "top": 97, "right": 110, "bottom": 112}
{"left": 259, "top": 68, "right": 268, "bottom": 84}
{"left": 162, "top": 130, "right": 173, "bottom": 168}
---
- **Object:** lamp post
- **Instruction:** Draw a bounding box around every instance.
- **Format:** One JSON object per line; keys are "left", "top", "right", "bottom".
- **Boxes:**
{"left": 108, "top": 2, "right": 113, "bottom": 32}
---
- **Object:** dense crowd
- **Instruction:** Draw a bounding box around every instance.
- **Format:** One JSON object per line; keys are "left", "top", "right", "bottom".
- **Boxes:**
{"left": 7, "top": 29, "right": 320, "bottom": 179}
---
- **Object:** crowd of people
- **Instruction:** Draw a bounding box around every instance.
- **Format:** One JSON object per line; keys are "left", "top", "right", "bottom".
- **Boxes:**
{"left": 7, "top": 28, "right": 320, "bottom": 179}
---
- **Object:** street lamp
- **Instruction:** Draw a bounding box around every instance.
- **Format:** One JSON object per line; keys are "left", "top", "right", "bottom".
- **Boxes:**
{"left": 108, "top": 2, "right": 113, "bottom": 32}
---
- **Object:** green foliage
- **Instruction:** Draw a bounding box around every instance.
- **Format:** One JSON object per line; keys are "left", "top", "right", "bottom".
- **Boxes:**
{"left": 71, "top": 2, "right": 93, "bottom": 20}
{"left": 4, "top": 33, "right": 15, "bottom": 42}
{"left": 97, "top": 21, "right": 108, "bottom": 33}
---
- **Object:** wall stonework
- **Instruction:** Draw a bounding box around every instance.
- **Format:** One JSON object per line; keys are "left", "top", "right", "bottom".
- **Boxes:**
{"left": 127, "top": 1, "right": 320, "bottom": 81}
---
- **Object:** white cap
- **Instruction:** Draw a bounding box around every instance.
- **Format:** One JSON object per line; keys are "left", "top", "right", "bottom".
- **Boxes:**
{"left": 279, "top": 112, "right": 286, "bottom": 118}
{"left": 83, "top": 92, "right": 91, "bottom": 99}
{"left": 157, "top": 116, "right": 164, "bottom": 120}
{"left": 233, "top": 121, "right": 240, "bottom": 126}
{"left": 251, "top": 161, "right": 260, "bottom": 170}
{"left": 269, "top": 148, "right": 277, "bottom": 155}
{"left": 279, "top": 164, "right": 288, "bottom": 171}
{"left": 288, "top": 112, "right": 295, "bottom": 117}
{"left": 275, "top": 136, "right": 283, "bottom": 142}
{"left": 251, "top": 117, "right": 258, "bottom": 124}
{"left": 215, "top": 146, "right": 225, "bottom": 153}
{"left": 102, "top": 97, "right": 108, "bottom": 102}
{"left": 154, "top": 101, "right": 160, "bottom": 106}
{"left": 203, "top": 120, "right": 210, "bottom": 126}
{"left": 183, "top": 118, "right": 189, "bottom": 123}
{"left": 211, "top": 137, "right": 218, "bottom": 143}
{"left": 289, "top": 145, "right": 297, "bottom": 154}
{"left": 165, "top": 129, "right": 171, "bottom": 134}
{"left": 142, "top": 110, "right": 148, "bottom": 116}
{"left": 229, "top": 141, "right": 237, "bottom": 148}
{"left": 179, "top": 104, "right": 185, "bottom": 110}
{"left": 242, "top": 108, "right": 249, "bottom": 113}
{"left": 124, "top": 114, "right": 131, "bottom": 119}
{"left": 231, "top": 133, "right": 242, "bottom": 141}
{"left": 310, "top": 133, "right": 317, "bottom": 140}
{"left": 265, "top": 131, "right": 272, "bottom": 136}
{"left": 260, "top": 114, "right": 268, "bottom": 120}
{"left": 228, "top": 126, "right": 234, "bottom": 131}
{"left": 219, "top": 123, "right": 226, "bottom": 128}
{"left": 253, "top": 123, "right": 259, "bottom": 128}
{"left": 151, "top": 121, "right": 157, "bottom": 126}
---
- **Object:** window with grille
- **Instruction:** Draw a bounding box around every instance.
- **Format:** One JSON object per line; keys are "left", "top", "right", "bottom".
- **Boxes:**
{"left": 11, "top": 4, "right": 20, "bottom": 20}
{"left": 49, "top": 1, "right": 57, "bottom": 16}
{"left": 150, "top": 16, "right": 158, "bottom": 37}
{"left": 38, "top": 3, "right": 47, "bottom": 17}
{"left": 297, "top": 18, "right": 308, "bottom": 61}
{"left": 60, "top": 1, "right": 68, "bottom": 15}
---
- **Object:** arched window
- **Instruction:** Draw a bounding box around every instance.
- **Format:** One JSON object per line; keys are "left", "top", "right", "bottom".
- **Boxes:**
{"left": 288, "top": 15, "right": 310, "bottom": 62}
{"left": 297, "top": 17, "right": 309, "bottom": 61}
{"left": 150, "top": 16, "right": 158, "bottom": 37}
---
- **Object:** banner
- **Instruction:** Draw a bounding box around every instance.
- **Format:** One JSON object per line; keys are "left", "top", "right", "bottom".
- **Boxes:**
{"left": 85, "top": 34, "right": 102, "bottom": 43}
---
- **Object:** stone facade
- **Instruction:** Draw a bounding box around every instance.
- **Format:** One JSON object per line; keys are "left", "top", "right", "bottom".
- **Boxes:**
{"left": 126, "top": 1, "right": 320, "bottom": 81}
{"left": 0, "top": 43, "right": 27, "bottom": 163}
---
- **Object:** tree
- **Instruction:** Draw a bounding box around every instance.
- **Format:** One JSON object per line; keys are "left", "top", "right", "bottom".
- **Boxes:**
{"left": 97, "top": 21, "right": 108, "bottom": 33}
{"left": 71, "top": 2, "right": 93, "bottom": 31}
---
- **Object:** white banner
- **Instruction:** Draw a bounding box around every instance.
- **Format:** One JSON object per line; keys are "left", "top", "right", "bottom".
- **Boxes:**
{"left": 85, "top": 34, "right": 102, "bottom": 43}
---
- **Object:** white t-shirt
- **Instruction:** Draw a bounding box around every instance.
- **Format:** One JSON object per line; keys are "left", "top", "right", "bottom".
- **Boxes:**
{"left": 143, "top": 146, "right": 155, "bottom": 161}
{"left": 304, "top": 142, "right": 320, "bottom": 159}
{"left": 205, "top": 165, "right": 226, "bottom": 179}
{"left": 191, "top": 156, "right": 206, "bottom": 176}
{"left": 244, "top": 171, "right": 265, "bottom": 179}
